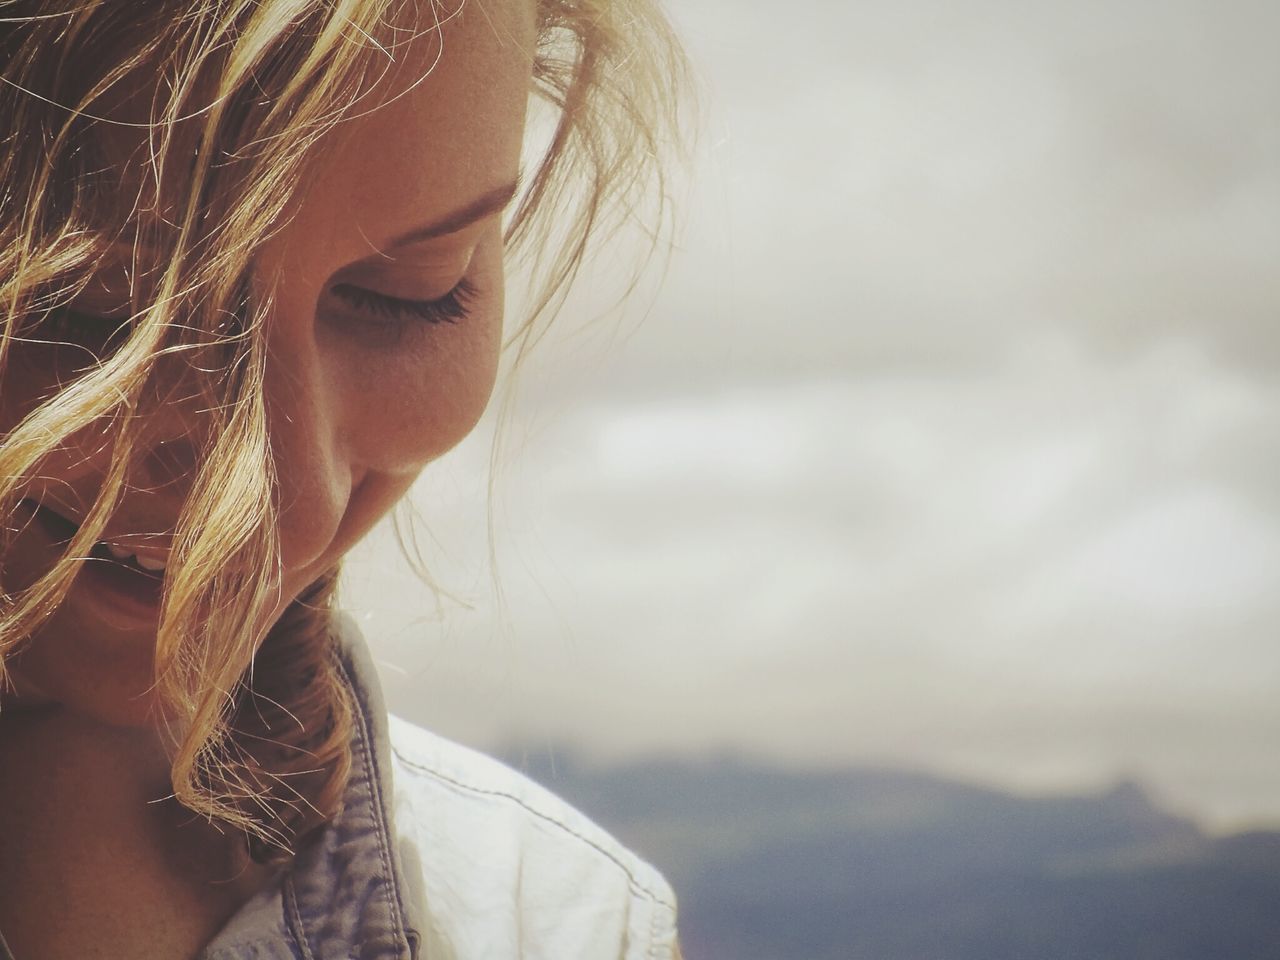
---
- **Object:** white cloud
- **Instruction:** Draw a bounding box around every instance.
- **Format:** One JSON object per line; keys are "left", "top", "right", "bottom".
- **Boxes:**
{"left": 342, "top": 0, "right": 1280, "bottom": 831}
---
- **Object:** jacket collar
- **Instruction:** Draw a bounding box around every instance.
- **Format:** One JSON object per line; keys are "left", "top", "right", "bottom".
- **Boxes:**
{"left": 203, "top": 615, "right": 423, "bottom": 960}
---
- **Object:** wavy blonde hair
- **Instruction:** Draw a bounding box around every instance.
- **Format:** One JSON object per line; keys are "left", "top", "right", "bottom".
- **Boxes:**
{"left": 0, "top": 0, "right": 684, "bottom": 862}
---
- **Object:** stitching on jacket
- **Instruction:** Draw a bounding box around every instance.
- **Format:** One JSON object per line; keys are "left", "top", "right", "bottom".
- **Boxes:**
{"left": 340, "top": 657, "right": 413, "bottom": 960}
{"left": 649, "top": 887, "right": 677, "bottom": 960}
{"left": 390, "top": 745, "right": 677, "bottom": 912}
{"left": 284, "top": 876, "right": 317, "bottom": 960}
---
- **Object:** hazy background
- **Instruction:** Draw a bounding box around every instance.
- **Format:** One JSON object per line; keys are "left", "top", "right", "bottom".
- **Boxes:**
{"left": 343, "top": 0, "right": 1280, "bottom": 834}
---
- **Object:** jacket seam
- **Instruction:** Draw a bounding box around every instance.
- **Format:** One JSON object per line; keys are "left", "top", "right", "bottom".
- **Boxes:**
{"left": 390, "top": 745, "right": 676, "bottom": 912}
{"left": 284, "top": 876, "right": 317, "bottom": 960}
{"left": 340, "top": 657, "right": 415, "bottom": 960}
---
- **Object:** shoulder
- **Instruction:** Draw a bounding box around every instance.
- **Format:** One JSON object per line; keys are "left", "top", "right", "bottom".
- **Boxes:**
{"left": 386, "top": 716, "right": 680, "bottom": 960}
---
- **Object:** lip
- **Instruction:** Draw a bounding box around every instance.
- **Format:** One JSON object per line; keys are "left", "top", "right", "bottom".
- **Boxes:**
{"left": 25, "top": 497, "right": 175, "bottom": 556}
{"left": 22, "top": 498, "right": 168, "bottom": 629}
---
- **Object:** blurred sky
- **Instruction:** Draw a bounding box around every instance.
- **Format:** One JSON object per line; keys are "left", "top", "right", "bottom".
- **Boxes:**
{"left": 343, "top": 0, "right": 1280, "bottom": 832}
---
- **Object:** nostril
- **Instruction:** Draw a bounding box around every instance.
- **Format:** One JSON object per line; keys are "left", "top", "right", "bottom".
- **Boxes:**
{"left": 143, "top": 436, "right": 203, "bottom": 487}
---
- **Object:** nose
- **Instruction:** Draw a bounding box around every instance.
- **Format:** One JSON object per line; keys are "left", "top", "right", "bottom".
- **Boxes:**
{"left": 137, "top": 435, "right": 201, "bottom": 492}
{"left": 266, "top": 345, "right": 358, "bottom": 576}
{"left": 131, "top": 363, "right": 207, "bottom": 497}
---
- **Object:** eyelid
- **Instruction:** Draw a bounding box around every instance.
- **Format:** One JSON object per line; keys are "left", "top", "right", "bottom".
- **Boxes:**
{"left": 343, "top": 219, "right": 499, "bottom": 280}
{"left": 66, "top": 300, "right": 134, "bottom": 322}
{"left": 330, "top": 277, "right": 478, "bottom": 325}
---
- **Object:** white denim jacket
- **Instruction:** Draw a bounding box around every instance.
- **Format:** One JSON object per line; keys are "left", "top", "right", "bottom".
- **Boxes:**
{"left": 195, "top": 615, "right": 680, "bottom": 960}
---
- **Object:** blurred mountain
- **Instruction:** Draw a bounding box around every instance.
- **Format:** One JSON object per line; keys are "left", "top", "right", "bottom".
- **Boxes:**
{"left": 502, "top": 750, "right": 1280, "bottom": 960}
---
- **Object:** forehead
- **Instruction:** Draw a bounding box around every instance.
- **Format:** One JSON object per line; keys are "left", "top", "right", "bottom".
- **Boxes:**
{"left": 296, "top": 1, "right": 537, "bottom": 257}
{"left": 97, "top": 0, "right": 536, "bottom": 266}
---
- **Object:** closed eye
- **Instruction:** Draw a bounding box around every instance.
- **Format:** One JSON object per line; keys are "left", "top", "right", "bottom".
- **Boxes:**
{"left": 31, "top": 304, "right": 134, "bottom": 358}
{"left": 330, "top": 278, "right": 477, "bottom": 326}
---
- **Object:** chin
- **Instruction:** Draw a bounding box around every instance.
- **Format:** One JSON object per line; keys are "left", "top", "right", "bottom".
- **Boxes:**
{"left": 7, "top": 609, "right": 166, "bottom": 729}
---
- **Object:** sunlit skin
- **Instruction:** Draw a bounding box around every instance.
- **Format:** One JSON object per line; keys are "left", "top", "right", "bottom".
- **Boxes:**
{"left": 0, "top": 3, "right": 536, "bottom": 958}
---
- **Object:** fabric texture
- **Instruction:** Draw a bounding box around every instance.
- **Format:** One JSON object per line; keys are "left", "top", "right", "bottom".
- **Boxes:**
{"left": 199, "top": 614, "right": 679, "bottom": 960}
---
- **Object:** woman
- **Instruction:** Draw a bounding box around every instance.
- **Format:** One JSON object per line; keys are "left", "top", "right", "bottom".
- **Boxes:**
{"left": 0, "top": 1, "right": 684, "bottom": 957}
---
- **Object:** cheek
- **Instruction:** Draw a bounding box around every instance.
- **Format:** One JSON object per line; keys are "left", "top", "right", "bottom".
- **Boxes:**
{"left": 0, "top": 343, "right": 96, "bottom": 435}
{"left": 327, "top": 234, "right": 506, "bottom": 474}
{"left": 264, "top": 275, "right": 503, "bottom": 579}
{"left": 0, "top": 349, "right": 127, "bottom": 512}
{"left": 319, "top": 282, "right": 504, "bottom": 473}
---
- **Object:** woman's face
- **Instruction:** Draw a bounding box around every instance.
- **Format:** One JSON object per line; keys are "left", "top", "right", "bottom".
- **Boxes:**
{"left": 1, "top": 1, "right": 536, "bottom": 725}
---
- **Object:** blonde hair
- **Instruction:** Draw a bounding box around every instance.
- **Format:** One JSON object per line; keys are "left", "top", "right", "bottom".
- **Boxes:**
{"left": 0, "top": 0, "right": 684, "bottom": 862}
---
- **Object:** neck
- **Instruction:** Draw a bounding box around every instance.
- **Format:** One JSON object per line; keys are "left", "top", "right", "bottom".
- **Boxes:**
{"left": 0, "top": 704, "right": 273, "bottom": 960}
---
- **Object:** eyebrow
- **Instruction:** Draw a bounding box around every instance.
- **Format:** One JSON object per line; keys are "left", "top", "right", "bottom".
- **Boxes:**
{"left": 383, "top": 178, "right": 522, "bottom": 252}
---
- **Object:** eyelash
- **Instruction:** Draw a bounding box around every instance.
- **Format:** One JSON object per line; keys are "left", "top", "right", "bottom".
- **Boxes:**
{"left": 330, "top": 278, "right": 478, "bottom": 326}
{"left": 33, "top": 276, "right": 478, "bottom": 345}
{"left": 38, "top": 307, "right": 130, "bottom": 345}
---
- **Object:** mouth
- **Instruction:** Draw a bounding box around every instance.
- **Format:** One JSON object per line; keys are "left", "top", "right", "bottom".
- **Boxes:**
{"left": 24, "top": 498, "right": 170, "bottom": 580}
{"left": 18, "top": 496, "right": 169, "bottom": 627}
